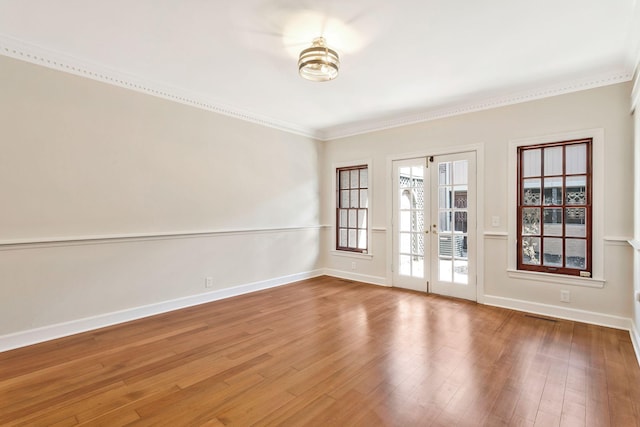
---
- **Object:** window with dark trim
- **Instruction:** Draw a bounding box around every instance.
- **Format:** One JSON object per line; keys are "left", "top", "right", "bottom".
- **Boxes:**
{"left": 336, "top": 165, "right": 368, "bottom": 253}
{"left": 517, "top": 139, "right": 592, "bottom": 277}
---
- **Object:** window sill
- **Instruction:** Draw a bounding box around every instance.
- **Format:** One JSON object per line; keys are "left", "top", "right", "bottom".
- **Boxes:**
{"left": 507, "top": 269, "right": 605, "bottom": 288}
{"left": 330, "top": 250, "right": 374, "bottom": 260}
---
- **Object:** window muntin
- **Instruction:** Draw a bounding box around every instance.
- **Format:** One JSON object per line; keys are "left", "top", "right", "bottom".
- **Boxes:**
{"left": 336, "top": 165, "right": 368, "bottom": 252}
{"left": 517, "top": 139, "right": 592, "bottom": 276}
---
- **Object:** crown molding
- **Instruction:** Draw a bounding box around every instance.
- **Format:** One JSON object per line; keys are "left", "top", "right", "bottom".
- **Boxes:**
{"left": 0, "top": 34, "right": 634, "bottom": 143}
{"left": 318, "top": 70, "right": 634, "bottom": 141}
{"left": 0, "top": 34, "right": 319, "bottom": 140}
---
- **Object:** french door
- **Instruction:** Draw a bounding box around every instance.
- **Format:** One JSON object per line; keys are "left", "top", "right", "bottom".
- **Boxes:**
{"left": 392, "top": 152, "right": 476, "bottom": 301}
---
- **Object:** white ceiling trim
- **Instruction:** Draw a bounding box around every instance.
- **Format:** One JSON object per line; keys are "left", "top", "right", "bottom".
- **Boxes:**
{"left": 319, "top": 70, "right": 633, "bottom": 141}
{"left": 0, "top": 33, "right": 634, "bottom": 142}
{"left": 0, "top": 34, "right": 317, "bottom": 139}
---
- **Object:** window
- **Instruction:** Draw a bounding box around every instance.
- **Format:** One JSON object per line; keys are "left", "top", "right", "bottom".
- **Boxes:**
{"left": 336, "top": 165, "right": 368, "bottom": 252}
{"left": 517, "top": 139, "right": 592, "bottom": 277}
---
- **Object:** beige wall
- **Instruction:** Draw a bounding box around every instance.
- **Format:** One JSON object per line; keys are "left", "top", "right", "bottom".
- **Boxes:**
{"left": 0, "top": 56, "right": 322, "bottom": 336}
{"left": 0, "top": 57, "right": 320, "bottom": 239}
{"left": 322, "top": 83, "right": 634, "bottom": 321}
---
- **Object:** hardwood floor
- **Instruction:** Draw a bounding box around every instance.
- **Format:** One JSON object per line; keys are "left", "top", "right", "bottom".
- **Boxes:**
{"left": 1, "top": 276, "right": 639, "bottom": 426}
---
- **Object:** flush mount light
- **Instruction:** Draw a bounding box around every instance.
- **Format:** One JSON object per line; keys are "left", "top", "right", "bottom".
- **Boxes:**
{"left": 298, "top": 37, "right": 339, "bottom": 82}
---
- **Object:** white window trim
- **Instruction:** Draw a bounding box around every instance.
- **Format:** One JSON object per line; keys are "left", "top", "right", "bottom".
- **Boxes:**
{"left": 329, "top": 250, "right": 373, "bottom": 260}
{"left": 507, "top": 128, "right": 605, "bottom": 288}
{"left": 332, "top": 159, "right": 373, "bottom": 257}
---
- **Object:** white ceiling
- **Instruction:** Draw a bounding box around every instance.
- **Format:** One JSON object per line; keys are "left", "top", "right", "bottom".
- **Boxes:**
{"left": 1, "top": 0, "right": 639, "bottom": 140}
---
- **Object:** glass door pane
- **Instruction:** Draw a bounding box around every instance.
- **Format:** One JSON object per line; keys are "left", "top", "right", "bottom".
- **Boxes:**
{"left": 435, "top": 160, "right": 468, "bottom": 284}
{"left": 430, "top": 152, "right": 476, "bottom": 301}
{"left": 392, "top": 159, "right": 429, "bottom": 292}
{"left": 398, "top": 166, "right": 425, "bottom": 278}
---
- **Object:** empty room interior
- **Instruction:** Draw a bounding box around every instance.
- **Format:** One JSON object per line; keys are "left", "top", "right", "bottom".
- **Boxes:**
{"left": 1, "top": 1, "right": 640, "bottom": 425}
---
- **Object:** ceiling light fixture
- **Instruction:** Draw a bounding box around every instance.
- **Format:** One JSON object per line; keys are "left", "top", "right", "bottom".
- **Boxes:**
{"left": 298, "top": 37, "right": 339, "bottom": 82}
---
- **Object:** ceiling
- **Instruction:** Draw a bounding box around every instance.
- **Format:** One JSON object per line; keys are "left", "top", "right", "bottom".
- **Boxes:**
{"left": 1, "top": 0, "right": 639, "bottom": 140}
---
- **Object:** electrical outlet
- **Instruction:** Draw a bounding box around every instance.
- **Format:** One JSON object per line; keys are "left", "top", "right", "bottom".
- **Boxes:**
{"left": 205, "top": 277, "right": 214, "bottom": 288}
{"left": 560, "top": 290, "right": 570, "bottom": 303}
{"left": 351, "top": 262, "right": 357, "bottom": 270}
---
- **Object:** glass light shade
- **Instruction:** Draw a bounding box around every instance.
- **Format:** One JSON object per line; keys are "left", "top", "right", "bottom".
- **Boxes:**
{"left": 298, "top": 37, "right": 339, "bottom": 82}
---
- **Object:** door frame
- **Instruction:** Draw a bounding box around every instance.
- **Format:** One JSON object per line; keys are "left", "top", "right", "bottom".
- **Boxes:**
{"left": 385, "top": 144, "right": 485, "bottom": 302}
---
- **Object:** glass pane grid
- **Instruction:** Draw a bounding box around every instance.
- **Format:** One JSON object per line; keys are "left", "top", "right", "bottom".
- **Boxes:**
{"left": 436, "top": 160, "right": 469, "bottom": 285}
{"left": 518, "top": 141, "right": 591, "bottom": 274}
{"left": 397, "top": 164, "right": 425, "bottom": 278}
{"left": 337, "top": 166, "right": 369, "bottom": 252}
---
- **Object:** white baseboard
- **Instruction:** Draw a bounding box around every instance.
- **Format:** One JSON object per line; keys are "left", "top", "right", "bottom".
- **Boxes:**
{"left": 0, "top": 269, "right": 324, "bottom": 353}
{"left": 484, "top": 294, "right": 640, "bottom": 368}
{"left": 631, "top": 322, "right": 640, "bottom": 368}
{"left": 483, "top": 294, "right": 632, "bottom": 330}
{"left": 323, "top": 268, "right": 388, "bottom": 287}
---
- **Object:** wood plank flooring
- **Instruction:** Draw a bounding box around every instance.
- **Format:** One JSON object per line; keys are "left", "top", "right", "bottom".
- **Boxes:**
{"left": 1, "top": 276, "right": 639, "bottom": 426}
